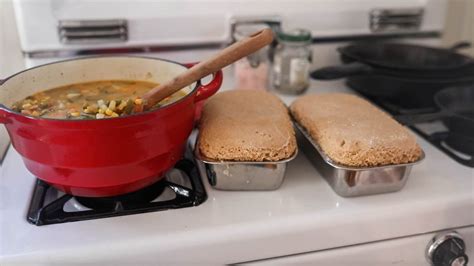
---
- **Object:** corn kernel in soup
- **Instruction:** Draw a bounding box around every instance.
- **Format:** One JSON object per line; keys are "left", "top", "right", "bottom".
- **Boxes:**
{"left": 11, "top": 80, "right": 187, "bottom": 119}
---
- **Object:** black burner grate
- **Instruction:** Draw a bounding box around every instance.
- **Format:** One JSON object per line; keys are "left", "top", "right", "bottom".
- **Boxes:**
{"left": 27, "top": 159, "right": 207, "bottom": 226}
{"left": 75, "top": 179, "right": 169, "bottom": 210}
{"left": 354, "top": 89, "right": 474, "bottom": 168}
{"left": 410, "top": 129, "right": 474, "bottom": 167}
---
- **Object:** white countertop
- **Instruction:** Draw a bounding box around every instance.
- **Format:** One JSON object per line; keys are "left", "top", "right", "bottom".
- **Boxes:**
{"left": 1, "top": 75, "right": 473, "bottom": 265}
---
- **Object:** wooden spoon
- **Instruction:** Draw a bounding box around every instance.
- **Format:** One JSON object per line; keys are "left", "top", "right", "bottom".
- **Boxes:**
{"left": 140, "top": 28, "right": 274, "bottom": 110}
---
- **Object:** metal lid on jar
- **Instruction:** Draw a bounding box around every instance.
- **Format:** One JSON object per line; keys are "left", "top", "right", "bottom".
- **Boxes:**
{"left": 277, "top": 29, "right": 311, "bottom": 42}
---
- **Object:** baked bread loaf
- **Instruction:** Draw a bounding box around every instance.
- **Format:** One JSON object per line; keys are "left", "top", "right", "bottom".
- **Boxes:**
{"left": 198, "top": 90, "right": 296, "bottom": 161}
{"left": 291, "top": 93, "right": 422, "bottom": 167}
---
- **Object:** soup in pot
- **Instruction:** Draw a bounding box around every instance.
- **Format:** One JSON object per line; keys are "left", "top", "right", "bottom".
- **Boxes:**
{"left": 11, "top": 80, "right": 187, "bottom": 119}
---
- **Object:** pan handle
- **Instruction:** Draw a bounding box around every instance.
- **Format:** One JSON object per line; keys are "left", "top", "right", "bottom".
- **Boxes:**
{"left": 449, "top": 41, "right": 471, "bottom": 51}
{"left": 183, "top": 63, "right": 223, "bottom": 103}
{"left": 310, "top": 62, "right": 373, "bottom": 80}
{"left": 395, "top": 111, "right": 449, "bottom": 126}
{"left": 184, "top": 63, "right": 223, "bottom": 123}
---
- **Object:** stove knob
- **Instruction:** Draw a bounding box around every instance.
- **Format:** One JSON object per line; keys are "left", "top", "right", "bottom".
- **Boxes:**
{"left": 426, "top": 231, "right": 468, "bottom": 266}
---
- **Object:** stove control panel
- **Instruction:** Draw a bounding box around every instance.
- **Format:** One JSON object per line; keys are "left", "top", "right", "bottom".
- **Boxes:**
{"left": 426, "top": 231, "right": 468, "bottom": 266}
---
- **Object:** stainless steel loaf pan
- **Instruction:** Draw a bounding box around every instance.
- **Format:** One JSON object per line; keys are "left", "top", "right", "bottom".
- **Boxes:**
{"left": 194, "top": 145, "right": 298, "bottom": 191}
{"left": 294, "top": 122, "right": 425, "bottom": 197}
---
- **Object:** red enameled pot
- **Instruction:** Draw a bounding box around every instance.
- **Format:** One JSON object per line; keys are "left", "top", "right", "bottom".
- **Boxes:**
{"left": 0, "top": 56, "right": 222, "bottom": 197}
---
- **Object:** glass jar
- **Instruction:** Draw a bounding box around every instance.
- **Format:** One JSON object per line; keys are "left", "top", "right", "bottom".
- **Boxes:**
{"left": 233, "top": 23, "right": 270, "bottom": 90}
{"left": 272, "top": 29, "right": 312, "bottom": 94}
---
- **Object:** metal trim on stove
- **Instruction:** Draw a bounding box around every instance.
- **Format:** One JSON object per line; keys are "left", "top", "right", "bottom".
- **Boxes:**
{"left": 25, "top": 42, "right": 227, "bottom": 59}
{"left": 24, "top": 31, "right": 441, "bottom": 59}
{"left": 370, "top": 8, "right": 424, "bottom": 33}
{"left": 58, "top": 19, "right": 129, "bottom": 44}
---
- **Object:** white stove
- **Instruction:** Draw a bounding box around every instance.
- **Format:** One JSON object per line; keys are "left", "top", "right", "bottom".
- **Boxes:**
{"left": 1, "top": 0, "right": 473, "bottom": 265}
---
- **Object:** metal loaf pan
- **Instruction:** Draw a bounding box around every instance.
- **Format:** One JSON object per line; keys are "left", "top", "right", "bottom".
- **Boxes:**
{"left": 294, "top": 122, "right": 425, "bottom": 197}
{"left": 194, "top": 143, "right": 298, "bottom": 191}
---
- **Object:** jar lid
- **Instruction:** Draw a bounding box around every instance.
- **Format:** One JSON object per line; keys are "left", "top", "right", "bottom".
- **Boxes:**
{"left": 277, "top": 29, "right": 312, "bottom": 42}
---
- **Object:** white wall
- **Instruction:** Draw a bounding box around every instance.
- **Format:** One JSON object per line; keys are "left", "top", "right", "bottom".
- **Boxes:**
{"left": 0, "top": 0, "right": 22, "bottom": 160}
{"left": 0, "top": 0, "right": 24, "bottom": 78}
{"left": 443, "top": 0, "right": 474, "bottom": 56}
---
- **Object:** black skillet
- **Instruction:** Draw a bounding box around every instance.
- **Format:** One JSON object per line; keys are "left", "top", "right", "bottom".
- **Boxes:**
{"left": 345, "top": 66, "right": 474, "bottom": 108}
{"left": 395, "top": 86, "right": 474, "bottom": 154}
{"left": 312, "top": 42, "right": 473, "bottom": 80}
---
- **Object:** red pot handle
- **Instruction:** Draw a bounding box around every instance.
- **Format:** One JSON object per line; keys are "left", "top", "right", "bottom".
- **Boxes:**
{"left": 185, "top": 63, "right": 223, "bottom": 102}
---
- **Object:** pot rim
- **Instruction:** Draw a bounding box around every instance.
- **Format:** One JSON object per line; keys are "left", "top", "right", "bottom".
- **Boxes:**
{"left": 0, "top": 55, "right": 201, "bottom": 123}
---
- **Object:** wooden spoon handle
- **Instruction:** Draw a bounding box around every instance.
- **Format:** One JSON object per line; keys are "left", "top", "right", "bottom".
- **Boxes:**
{"left": 143, "top": 28, "right": 274, "bottom": 109}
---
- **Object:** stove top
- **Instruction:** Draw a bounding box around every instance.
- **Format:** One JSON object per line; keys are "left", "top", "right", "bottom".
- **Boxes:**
{"left": 2, "top": 80, "right": 473, "bottom": 264}
{"left": 27, "top": 158, "right": 207, "bottom": 226}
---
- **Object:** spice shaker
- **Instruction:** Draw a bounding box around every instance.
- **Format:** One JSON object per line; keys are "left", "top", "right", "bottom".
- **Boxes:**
{"left": 233, "top": 23, "right": 271, "bottom": 90}
{"left": 272, "top": 29, "right": 312, "bottom": 94}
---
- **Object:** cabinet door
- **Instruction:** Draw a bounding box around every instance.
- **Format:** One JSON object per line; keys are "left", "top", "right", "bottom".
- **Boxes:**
{"left": 245, "top": 226, "right": 474, "bottom": 266}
